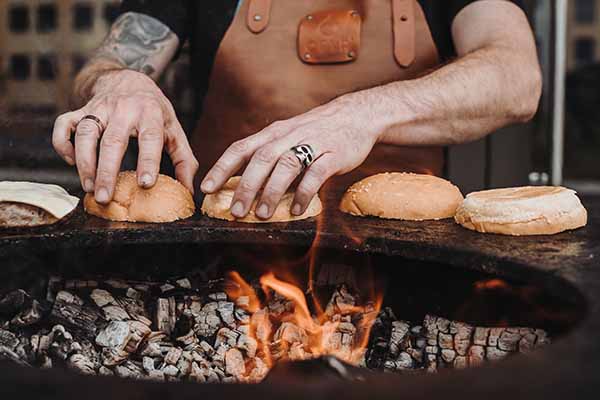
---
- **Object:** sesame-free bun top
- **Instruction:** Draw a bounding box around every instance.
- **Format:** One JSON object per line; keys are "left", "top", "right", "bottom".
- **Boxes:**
{"left": 339, "top": 172, "right": 464, "bottom": 220}
{"left": 455, "top": 186, "right": 587, "bottom": 236}
{"left": 201, "top": 176, "right": 322, "bottom": 223}
{"left": 84, "top": 171, "right": 195, "bottom": 223}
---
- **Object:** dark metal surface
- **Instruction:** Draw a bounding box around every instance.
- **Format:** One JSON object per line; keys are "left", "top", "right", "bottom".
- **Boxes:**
{"left": 0, "top": 186, "right": 598, "bottom": 399}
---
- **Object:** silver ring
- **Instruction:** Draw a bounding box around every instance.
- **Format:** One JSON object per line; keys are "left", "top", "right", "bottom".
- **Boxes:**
{"left": 78, "top": 114, "right": 105, "bottom": 132}
{"left": 290, "top": 144, "right": 315, "bottom": 169}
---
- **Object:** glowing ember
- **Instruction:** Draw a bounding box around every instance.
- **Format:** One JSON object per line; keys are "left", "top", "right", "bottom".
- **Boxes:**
{"left": 226, "top": 271, "right": 382, "bottom": 368}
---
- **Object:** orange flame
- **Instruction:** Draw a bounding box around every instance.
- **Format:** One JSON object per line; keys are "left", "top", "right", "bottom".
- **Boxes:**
{"left": 474, "top": 278, "right": 509, "bottom": 291}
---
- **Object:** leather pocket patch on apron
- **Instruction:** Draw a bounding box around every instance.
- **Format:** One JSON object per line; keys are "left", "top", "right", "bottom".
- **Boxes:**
{"left": 297, "top": 9, "right": 362, "bottom": 64}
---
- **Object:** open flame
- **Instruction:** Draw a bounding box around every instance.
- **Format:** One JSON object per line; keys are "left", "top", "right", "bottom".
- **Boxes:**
{"left": 226, "top": 269, "right": 382, "bottom": 370}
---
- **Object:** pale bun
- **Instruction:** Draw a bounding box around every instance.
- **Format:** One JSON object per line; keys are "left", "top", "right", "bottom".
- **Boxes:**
{"left": 455, "top": 186, "right": 587, "bottom": 236}
{"left": 84, "top": 171, "right": 195, "bottom": 223}
{"left": 201, "top": 176, "right": 322, "bottom": 223}
{"left": 339, "top": 172, "right": 463, "bottom": 220}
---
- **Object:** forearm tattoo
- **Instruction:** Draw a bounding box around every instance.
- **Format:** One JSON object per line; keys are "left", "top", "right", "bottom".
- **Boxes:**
{"left": 92, "top": 12, "right": 178, "bottom": 78}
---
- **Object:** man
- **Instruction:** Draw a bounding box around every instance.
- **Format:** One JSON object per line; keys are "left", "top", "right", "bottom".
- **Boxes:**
{"left": 52, "top": 0, "right": 541, "bottom": 220}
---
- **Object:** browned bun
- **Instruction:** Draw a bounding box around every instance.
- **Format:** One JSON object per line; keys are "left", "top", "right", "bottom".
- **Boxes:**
{"left": 201, "top": 176, "right": 322, "bottom": 223}
{"left": 84, "top": 171, "right": 195, "bottom": 223}
{"left": 455, "top": 186, "right": 587, "bottom": 236}
{"left": 339, "top": 172, "right": 463, "bottom": 220}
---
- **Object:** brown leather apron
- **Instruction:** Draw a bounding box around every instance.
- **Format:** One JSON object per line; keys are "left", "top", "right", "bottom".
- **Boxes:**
{"left": 192, "top": 0, "right": 443, "bottom": 194}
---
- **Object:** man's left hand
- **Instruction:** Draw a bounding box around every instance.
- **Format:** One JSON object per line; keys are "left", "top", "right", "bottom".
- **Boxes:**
{"left": 200, "top": 95, "right": 381, "bottom": 219}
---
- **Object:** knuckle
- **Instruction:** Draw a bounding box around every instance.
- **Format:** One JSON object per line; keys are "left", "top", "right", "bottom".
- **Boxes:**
{"left": 76, "top": 121, "right": 99, "bottom": 137}
{"left": 254, "top": 146, "right": 278, "bottom": 164}
{"left": 237, "top": 179, "right": 256, "bottom": 195}
{"left": 95, "top": 168, "right": 115, "bottom": 183}
{"left": 278, "top": 152, "right": 301, "bottom": 171}
{"left": 101, "top": 133, "right": 127, "bottom": 149}
{"left": 307, "top": 162, "right": 330, "bottom": 178}
{"left": 229, "top": 140, "right": 250, "bottom": 156}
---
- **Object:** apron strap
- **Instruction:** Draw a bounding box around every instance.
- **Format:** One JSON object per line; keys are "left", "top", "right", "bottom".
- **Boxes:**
{"left": 247, "top": 0, "right": 272, "bottom": 33}
{"left": 392, "top": 0, "right": 416, "bottom": 67}
{"left": 246, "top": 0, "right": 416, "bottom": 68}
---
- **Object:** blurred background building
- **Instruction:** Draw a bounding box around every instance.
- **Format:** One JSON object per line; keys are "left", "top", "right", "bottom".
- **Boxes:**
{"left": 0, "top": 0, "right": 598, "bottom": 193}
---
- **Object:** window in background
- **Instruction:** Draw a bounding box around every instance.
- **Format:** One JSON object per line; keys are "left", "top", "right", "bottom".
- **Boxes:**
{"left": 37, "top": 4, "right": 58, "bottom": 33}
{"left": 38, "top": 55, "right": 57, "bottom": 81}
{"left": 103, "top": 4, "right": 120, "bottom": 25}
{"left": 10, "top": 55, "right": 31, "bottom": 81}
{"left": 9, "top": 5, "right": 29, "bottom": 33}
{"left": 73, "top": 4, "right": 93, "bottom": 31}
{"left": 575, "top": 0, "right": 596, "bottom": 24}
{"left": 575, "top": 37, "right": 596, "bottom": 67}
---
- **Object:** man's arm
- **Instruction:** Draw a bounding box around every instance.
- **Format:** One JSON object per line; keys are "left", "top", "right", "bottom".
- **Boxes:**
{"left": 366, "top": 0, "right": 542, "bottom": 146}
{"left": 72, "top": 12, "right": 179, "bottom": 108}
{"left": 54, "top": 11, "right": 198, "bottom": 200}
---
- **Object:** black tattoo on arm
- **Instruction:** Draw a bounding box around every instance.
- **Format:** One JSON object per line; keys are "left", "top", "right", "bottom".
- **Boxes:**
{"left": 92, "top": 12, "right": 179, "bottom": 80}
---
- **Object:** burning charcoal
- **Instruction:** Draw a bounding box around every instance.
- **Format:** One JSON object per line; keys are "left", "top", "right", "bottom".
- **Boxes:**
{"left": 365, "top": 308, "right": 394, "bottom": 370}
{"left": 162, "top": 364, "right": 179, "bottom": 377}
{"left": 288, "top": 342, "right": 310, "bottom": 361}
{"left": 68, "top": 353, "right": 96, "bottom": 375}
{"left": 438, "top": 333, "right": 453, "bottom": 349}
{"left": 468, "top": 345, "right": 485, "bottom": 366}
{"left": 487, "top": 327, "right": 503, "bottom": 347}
{"left": 164, "top": 347, "right": 183, "bottom": 365}
{"left": 453, "top": 355, "right": 467, "bottom": 369}
{"left": 273, "top": 322, "right": 307, "bottom": 346}
{"left": 251, "top": 309, "right": 272, "bottom": 343}
{"left": 215, "top": 327, "right": 239, "bottom": 349}
{"left": 451, "top": 322, "right": 474, "bottom": 356}
{"left": 47, "top": 276, "right": 62, "bottom": 302}
{"left": 177, "top": 356, "right": 192, "bottom": 376}
{"left": 237, "top": 333, "right": 258, "bottom": 358}
{"left": 209, "top": 292, "right": 227, "bottom": 301}
{"left": 248, "top": 357, "right": 269, "bottom": 382}
{"left": 176, "top": 279, "right": 192, "bottom": 289}
{"left": 498, "top": 329, "right": 521, "bottom": 352}
{"left": 96, "top": 321, "right": 131, "bottom": 350}
{"left": 99, "top": 366, "right": 114, "bottom": 376}
{"left": 225, "top": 348, "right": 245, "bottom": 377}
{"left": 115, "top": 360, "right": 145, "bottom": 379}
{"left": 143, "top": 356, "right": 156, "bottom": 372}
{"left": 49, "top": 291, "right": 103, "bottom": 340}
{"left": 473, "top": 327, "right": 489, "bottom": 346}
{"left": 234, "top": 308, "right": 250, "bottom": 324}
{"left": 11, "top": 299, "right": 44, "bottom": 327}
{"left": 325, "top": 285, "right": 356, "bottom": 316}
{"left": 101, "top": 347, "right": 129, "bottom": 366}
{"left": 486, "top": 346, "right": 509, "bottom": 361}
{"left": 189, "top": 362, "right": 207, "bottom": 382}
{"left": 388, "top": 321, "right": 409, "bottom": 357}
{"left": 125, "top": 321, "right": 151, "bottom": 353}
{"left": 156, "top": 298, "right": 177, "bottom": 335}
{"left": 146, "top": 370, "right": 165, "bottom": 381}
{"left": 441, "top": 349, "right": 456, "bottom": 363}
{"left": 90, "top": 289, "right": 116, "bottom": 308}
{"left": 0, "top": 345, "right": 30, "bottom": 366}
{"left": 217, "top": 301, "right": 236, "bottom": 327}
{"left": 126, "top": 288, "right": 141, "bottom": 301}
{"left": 65, "top": 280, "right": 97, "bottom": 290}
{"left": 206, "top": 369, "right": 220, "bottom": 383}
{"left": 102, "top": 305, "right": 130, "bottom": 321}
{"left": 160, "top": 283, "right": 176, "bottom": 293}
{"left": 199, "top": 341, "right": 215, "bottom": 357}
{"left": 236, "top": 296, "right": 250, "bottom": 308}
{"left": 0, "top": 289, "right": 30, "bottom": 316}
{"left": 0, "top": 329, "right": 18, "bottom": 350}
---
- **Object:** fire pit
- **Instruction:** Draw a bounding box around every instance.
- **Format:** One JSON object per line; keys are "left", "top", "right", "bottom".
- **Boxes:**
{"left": 0, "top": 187, "right": 598, "bottom": 400}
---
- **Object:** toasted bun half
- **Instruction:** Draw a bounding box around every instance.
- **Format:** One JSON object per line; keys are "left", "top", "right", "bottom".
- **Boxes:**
{"left": 455, "top": 186, "right": 587, "bottom": 236}
{"left": 201, "top": 176, "right": 322, "bottom": 223}
{"left": 84, "top": 171, "right": 195, "bottom": 223}
{"left": 339, "top": 172, "right": 463, "bottom": 220}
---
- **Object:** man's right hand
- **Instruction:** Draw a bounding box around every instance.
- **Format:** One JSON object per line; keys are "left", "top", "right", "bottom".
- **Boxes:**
{"left": 52, "top": 69, "right": 198, "bottom": 204}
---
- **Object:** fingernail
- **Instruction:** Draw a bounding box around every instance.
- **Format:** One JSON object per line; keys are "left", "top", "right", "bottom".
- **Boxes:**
{"left": 201, "top": 179, "right": 214, "bottom": 192}
{"left": 65, "top": 156, "right": 75, "bottom": 166}
{"left": 83, "top": 178, "right": 94, "bottom": 193}
{"left": 231, "top": 201, "right": 244, "bottom": 217}
{"left": 140, "top": 173, "right": 153, "bottom": 188}
{"left": 95, "top": 187, "right": 110, "bottom": 204}
{"left": 292, "top": 203, "right": 302, "bottom": 215}
{"left": 257, "top": 203, "right": 269, "bottom": 219}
